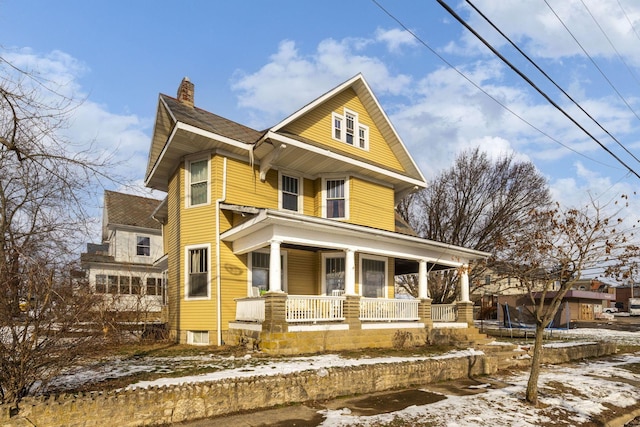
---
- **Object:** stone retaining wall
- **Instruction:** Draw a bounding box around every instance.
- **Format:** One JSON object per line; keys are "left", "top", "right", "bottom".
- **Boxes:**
{"left": 0, "top": 342, "right": 617, "bottom": 427}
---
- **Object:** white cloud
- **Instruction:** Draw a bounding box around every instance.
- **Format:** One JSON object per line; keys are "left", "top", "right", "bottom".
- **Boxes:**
{"left": 1, "top": 48, "right": 155, "bottom": 243}
{"left": 455, "top": 0, "right": 640, "bottom": 65}
{"left": 375, "top": 28, "right": 418, "bottom": 53}
{"left": 230, "top": 38, "right": 412, "bottom": 128}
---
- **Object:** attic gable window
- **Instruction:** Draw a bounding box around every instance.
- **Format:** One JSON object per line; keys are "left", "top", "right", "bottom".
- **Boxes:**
{"left": 332, "top": 109, "right": 369, "bottom": 150}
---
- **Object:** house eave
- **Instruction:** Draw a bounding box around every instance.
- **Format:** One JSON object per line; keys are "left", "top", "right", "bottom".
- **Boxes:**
{"left": 220, "top": 208, "right": 489, "bottom": 266}
{"left": 145, "top": 122, "right": 252, "bottom": 191}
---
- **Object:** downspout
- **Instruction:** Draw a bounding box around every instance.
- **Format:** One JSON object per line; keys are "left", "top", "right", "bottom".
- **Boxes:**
{"left": 215, "top": 157, "right": 228, "bottom": 346}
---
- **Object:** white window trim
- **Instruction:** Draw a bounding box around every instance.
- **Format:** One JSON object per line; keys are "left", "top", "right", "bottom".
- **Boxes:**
{"left": 321, "top": 252, "right": 346, "bottom": 295}
{"left": 331, "top": 108, "right": 369, "bottom": 151}
{"left": 247, "top": 249, "right": 288, "bottom": 295}
{"left": 187, "top": 330, "right": 210, "bottom": 346}
{"left": 278, "top": 171, "right": 303, "bottom": 213}
{"left": 184, "top": 243, "right": 211, "bottom": 300}
{"left": 136, "top": 235, "right": 151, "bottom": 257}
{"left": 358, "top": 254, "right": 388, "bottom": 298}
{"left": 321, "top": 176, "right": 349, "bottom": 220}
{"left": 332, "top": 112, "right": 343, "bottom": 142}
{"left": 185, "top": 154, "right": 211, "bottom": 208}
{"left": 358, "top": 123, "right": 369, "bottom": 150}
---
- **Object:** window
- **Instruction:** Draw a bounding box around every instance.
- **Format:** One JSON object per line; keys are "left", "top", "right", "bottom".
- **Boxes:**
{"left": 187, "top": 330, "right": 209, "bottom": 345}
{"left": 332, "top": 109, "right": 369, "bottom": 150}
{"left": 119, "top": 276, "right": 131, "bottom": 294}
{"left": 251, "top": 252, "right": 270, "bottom": 292}
{"left": 136, "top": 236, "right": 151, "bottom": 256}
{"left": 280, "top": 174, "right": 301, "bottom": 212}
{"left": 361, "top": 257, "right": 387, "bottom": 298}
{"left": 325, "top": 255, "right": 345, "bottom": 295}
{"left": 345, "top": 112, "right": 355, "bottom": 145}
{"left": 333, "top": 115, "right": 342, "bottom": 140}
{"left": 131, "top": 277, "right": 142, "bottom": 295}
{"left": 108, "top": 275, "right": 119, "bottom": 294}
{"left": 358, "top": 126, "right": 367, "bottom": 149}
{"left": 325, "top": 178, "right": 346, "bottom": 219}
{"left": 146, "top": 277, "right": 159, "bottom": 296}
{"left": 187, "top": 247, "right": 209, "bottom": 298}
{"left": 249, "top": 251, "right": 286, "bottom": 294}
{"left": 188, "top": 158, "right": 209, "bottom": 207}
{"left": 95, "top": 275, "right": 107, "bottom": 293}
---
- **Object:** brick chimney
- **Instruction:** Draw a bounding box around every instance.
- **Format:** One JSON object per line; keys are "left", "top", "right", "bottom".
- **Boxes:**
{"left": 177, "top": 77, "right": 194, "bottom": 107}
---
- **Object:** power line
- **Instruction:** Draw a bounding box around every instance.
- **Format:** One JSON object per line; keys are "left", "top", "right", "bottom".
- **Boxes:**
{"left": 544, "top": 0, "right": 640, "bottom": 128}
{"left": 617, "top": 0, "right": 640, "bottom": 47}
{"left": 369, "top": 0, "right": 616, "bottom": 170}
{"left": 579, "top": 0, "right": 640, "bottom": 90}
{"left": 435, "top": 0, "right": 640, "bottom": 180}
{"left": 465, "top": 0, "right": 640, "bottom": 167}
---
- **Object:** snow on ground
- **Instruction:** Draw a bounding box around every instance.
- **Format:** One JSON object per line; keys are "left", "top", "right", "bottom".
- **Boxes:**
{"left": 46, "top": 328, "right": 640, "bottom": 425}
{"left": 317, "top": 353, "right": 640, "bottom": 426}
{"left": 125, "top": 348, "right": 485, "bottom": 390}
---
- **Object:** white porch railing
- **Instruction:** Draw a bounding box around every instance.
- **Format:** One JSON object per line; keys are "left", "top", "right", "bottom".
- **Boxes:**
{"left": 359, "top": 298, "right": 419, "bottom": 321}
{"left": 286, "top": 295, "right": 345, "bottom": 323}
{"left": 235, "top": 297, "right": 265, "bottom": 322}
{"left": 431, "top": 304, "right": 458, "bottom": 322}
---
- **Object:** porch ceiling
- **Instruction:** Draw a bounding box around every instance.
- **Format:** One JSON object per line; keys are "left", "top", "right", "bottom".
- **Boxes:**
{"left": 220, "top": 207, "right": 489, "bottom": 268}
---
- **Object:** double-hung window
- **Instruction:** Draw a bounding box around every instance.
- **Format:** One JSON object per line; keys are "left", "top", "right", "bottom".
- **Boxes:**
{"left": 361, "top": 257, "right": 387, "bottom": 298}
{"left": 325, "top": 178, "right": 347, "bottom": 219}
{"left": 333, "top": 115, "right": 342, "bottom": 140}
{"left": 188, "top": 158, "right": 209, "bottom": 207}
{"left": 187, "top": 246, "right": 209, "bottom": 298}
{"left": 332, "top": 109, "right": 369, "bottom": 150}
{"left": 280, "top": 174, "right": 301, "bottom": 212}
{"left": 250, "top": 251, "right": 286, "bottom": 294}
{"left": 95, "top": 275, "right": 107, "bottom": 293}
{"left": 345, "top": 112, "right": 355, "bottom": 145}
{"left": 324, "top": 255, "right": 345, "bottom": 295}
{"left": 136, "top": 236, "right": 151, "bottom": 256}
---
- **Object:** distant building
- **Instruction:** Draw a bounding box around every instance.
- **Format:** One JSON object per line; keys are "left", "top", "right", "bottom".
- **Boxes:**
{"left": 613, "top": 284, "right": 639, "bottom": 311}
{"left": 80, "top": 190, "right": 166, "bottom": 319}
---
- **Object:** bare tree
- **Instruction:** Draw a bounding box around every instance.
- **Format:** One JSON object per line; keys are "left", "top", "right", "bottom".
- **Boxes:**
{"left": 0, "top": 55, "right": 115, "bottom": 408}
{"left": 399, "top": 148, "right": 552, "bottom": 301}
{"left": 497, "top": 198, "right": 639, "bottom": 405}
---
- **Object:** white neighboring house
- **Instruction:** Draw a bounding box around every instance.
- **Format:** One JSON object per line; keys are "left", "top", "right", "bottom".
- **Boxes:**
{"left": 81, "top": 191, "right": 166, "bottom": 318}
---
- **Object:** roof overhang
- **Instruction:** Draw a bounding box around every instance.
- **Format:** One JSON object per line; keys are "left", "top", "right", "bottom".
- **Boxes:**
{"left": 145, "top": 121, "right": 251, "bottom": 191}
{"left": 253, "top": 131, "right": 426, "bottom": 202}
{"left": 220, "top": 208, "right": 489, "bottom": 268}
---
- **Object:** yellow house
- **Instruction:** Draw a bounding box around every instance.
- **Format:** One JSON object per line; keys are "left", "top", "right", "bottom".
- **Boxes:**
{"left": 145, "top": 74, "right": 489, "bottom": 353}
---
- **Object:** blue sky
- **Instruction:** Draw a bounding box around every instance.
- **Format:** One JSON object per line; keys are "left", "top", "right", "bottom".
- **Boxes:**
{"left": 3, "top": 0, "right": 640, "bottom": 217}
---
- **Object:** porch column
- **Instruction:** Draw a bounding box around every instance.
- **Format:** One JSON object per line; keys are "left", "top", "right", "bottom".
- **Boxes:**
{"left": 418, "top": 259, "right": 429, "bottom": 299}
{"left": 460, "top": 265, "right": 470, "bottom": 302}
{"left": 344, "top": 248, "right": 356, "bottom": 296}
{"left": 269, "top": 240, "right": 283, "bottom": 292}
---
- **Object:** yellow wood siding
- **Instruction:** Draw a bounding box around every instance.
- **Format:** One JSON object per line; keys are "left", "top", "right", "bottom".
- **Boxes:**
{"left": 303, "top": 178, "right": 316, "bottom": 216}
{"left": 167, "top": 169, "right": 181, "bottom": 334}
{"left": 348, "top": 177, "right": 395, "bottom": 231}
{"left": 223, "top": 156, "right": 278, "bottom": 209}
{"left": 286, "top": 249, "right": 318, "bottom": 295}
{"left": 281, "top": 88, "right": 405, "bottom": 172}
{"left": 178, "top": 154, "right": 218, "bottom": 336}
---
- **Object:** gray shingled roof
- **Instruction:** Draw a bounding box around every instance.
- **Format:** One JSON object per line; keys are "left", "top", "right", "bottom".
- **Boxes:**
{"left": 160, "top": 94, "right": 263, "bottom": 144}
{"left": 104, "top": 190, "right": 162, "bottom": 230}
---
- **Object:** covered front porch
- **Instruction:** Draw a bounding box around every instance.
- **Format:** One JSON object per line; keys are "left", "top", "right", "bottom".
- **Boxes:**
{"left": 221, "top": 206, "right": 487, "bottom": 354}
{"left": 228, "top": 293, "right": 478, "bottom": 354}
